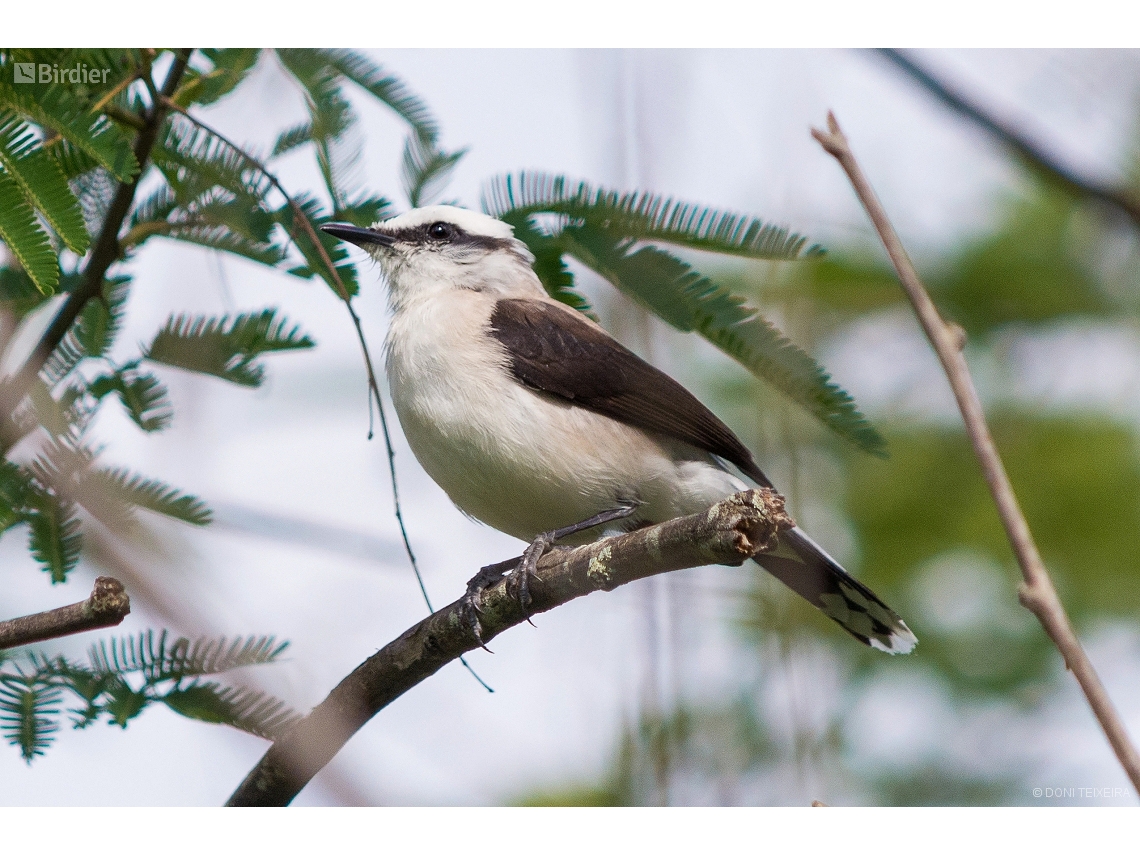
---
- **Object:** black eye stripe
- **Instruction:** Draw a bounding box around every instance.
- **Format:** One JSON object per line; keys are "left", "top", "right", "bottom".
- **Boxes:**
{"left": 380, "top": 223, "right": 518, "bottom": 254}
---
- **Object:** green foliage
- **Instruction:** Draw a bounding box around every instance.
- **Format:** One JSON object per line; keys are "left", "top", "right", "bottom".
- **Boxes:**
{"left": 146, "top": 309, "right": 315, "bottom": 387}
{"left": 772, "top": 184, "right": 1123, "bottom": 341}
{"left": 0, "top": 48, "right": 442, "bottom": 599}
{"left": 0, "top": 110, "right": 89, "bottom": 253}
{"left": 88, "top": 368, "right": 172, "bottom": 432}
{"left": 0, "top": 74, "right": 138, "bottom": 182}
{"left": 0, "top": 431, "right": 208, "bottom": 580}
{"left": 86, "top": 467, "right": 211, "bottom": 526}
{"left": 0, "top": 169, "right": 59, "bottom": 293}
{"left": 841, "top": 411, "right": 1140, "bottom": 697}
{"left": 930, "top": 189, "right": 1117, "bottom": 335}
{"left": 0, "top": 631, "right": 296, "bottom": 762}
{"left": 484, "top": 173, "right": 883, "bottom": 456}
{"left": 273, "top": 49, "right": 461, "bottom": 211}
{"left": 151, "top": 117, "right": 274, "bottom": 215}
{"left": 402, "top": 133, "right": 466, "bottom": 208}
{"left": 73, "top": 277, "right": 129, "bottom": 358}
{"left": 24, "top": 488, "right": 82, "bottom": 583}
{"left": 0, "top": 265, "right": 56, "bottom": 319}
{"left": 173, "top": 49, "right": 261, "bottom": 108}
{"left": 0, "top": 674, "right": 60, "bottom": 761}
{"left": 89, "top": 630, "right": 287, "bottom": 679}
{"left": 484, "top": 172, "right": 821, "bottom": 261}
{"left": 315, "top": 49, "right": 439, "bottom": 142}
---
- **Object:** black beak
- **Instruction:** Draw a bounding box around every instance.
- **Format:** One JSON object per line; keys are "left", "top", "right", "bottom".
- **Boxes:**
{"left": 320, "top": 223, "right": 397, "bottom": 248}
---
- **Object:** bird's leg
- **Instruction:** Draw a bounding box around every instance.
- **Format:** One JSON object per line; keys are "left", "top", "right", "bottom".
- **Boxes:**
{"left": 461, "top": 503, "right": 639, "bottom": 645}
{"left": 460, "top": 557, "right": 517, "bottom": 650}
{"left": 509, "top": 504, "right": 640, "bottom": 613}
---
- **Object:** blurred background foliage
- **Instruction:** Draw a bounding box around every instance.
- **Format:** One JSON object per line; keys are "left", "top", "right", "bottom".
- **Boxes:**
{"left": 517, "top": 170, "right": 1140, "bottom": 804}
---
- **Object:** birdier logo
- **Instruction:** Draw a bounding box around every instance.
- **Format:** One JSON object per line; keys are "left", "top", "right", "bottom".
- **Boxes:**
{"left": 13, "top": 62, "right": 110, "bottom": 85}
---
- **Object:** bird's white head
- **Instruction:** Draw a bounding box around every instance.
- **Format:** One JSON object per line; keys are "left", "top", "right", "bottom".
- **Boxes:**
{"left": 321, "top": 205, "right": 541, "bottom": 309}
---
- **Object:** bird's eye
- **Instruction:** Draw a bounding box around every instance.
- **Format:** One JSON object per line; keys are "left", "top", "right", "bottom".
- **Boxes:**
{"left": 427, "top": 222, "right": 452, "bottom": 240}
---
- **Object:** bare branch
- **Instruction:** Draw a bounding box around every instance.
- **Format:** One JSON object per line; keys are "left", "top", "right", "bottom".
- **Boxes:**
{"left": 0, "top": 576, "right": 130, "bottom": 650}
{"left": 226, "top": 488, "right": 793, "bottom": 807}
{"left": 812, "top": 111, "right": 1140, "bottom": 796}
{"left": 875, "top": 49, "right": 1140, "bottom": 229}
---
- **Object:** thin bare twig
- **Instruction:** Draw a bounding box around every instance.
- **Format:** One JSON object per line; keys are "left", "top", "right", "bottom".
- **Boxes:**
{"left": 875, "top": 49, "right": 1140, "bottom": 229}
{"left": 0, "top": 576, "right": 130, "bottom": 650}
{"left": 226, "top": 488, "right": 793, "bottom": 806}
{"left": 812, "top": 111, "right": 1140, "bottom": 796}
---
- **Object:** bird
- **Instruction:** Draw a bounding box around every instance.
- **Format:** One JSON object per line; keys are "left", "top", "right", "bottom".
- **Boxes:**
{"left": 320, "top": 206, "right": 916, "bottom": 654}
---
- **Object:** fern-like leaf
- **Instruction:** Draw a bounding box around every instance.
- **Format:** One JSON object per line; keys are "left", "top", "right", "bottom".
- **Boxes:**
{"left": 501, "top": 211, "right": 594, "bottom": 316}
{"left": 0, "top": 81, "right": 138, "bottom": 182}
{"left": 89, "top": 630, "right": 287, "bottom": 681}
{"left": 162, "top": 682, "right": 299, "bottom": 740}
{"left": 24, "top": 488, "right": 82, "bottom": 583}
{"left": 401, "top": 133, "right": 466, "bottom": 208}
{"left": 561, "top": 227, "right": 886, "bottom": 456}
{"left": 271, "top": 121, "right": 313, "bottom": 158}
{"left": 101, "top": 677, "right": 147, "bottom": 727}
{"left": 89, "top": 368, "right": 173, "bottom": 432}
{"left": 0, "top": 461, "right": 33, "bottom": 533}
{"left": 0, "top": 264, "right": 59, "bottom": 326}
{"left": 0, "top": 169, "right": 58, "bottom": 293}
{"left": 173, "top": 48, "right": 261, "bottom": 108}
{"left": 159, "top": 634, "right": 288, "bottom": 678}
{"left": 274, "top": 50, "right": 359, "bottom": 208}
{"left": 26, "top": 379, "right": 80, "bottom": 437}
{"left": 277, "top": 194, "right": 361, "bottom": 297}
{"left": 70, "top": 275, "right": 130, "bottom": 359}
{"left": 0, "top": 678, "right": 61, "bottom": 761}
{"left": 127, "top": 184, "right": 178, "bottom": 232}
{"left": 332, "top": 193, "right": 393, "bottom": 228}
{"left": 484, "top": 172, "right": 821, "bottom": 261}
{"left": 153, "top": 118, "right": 274, "bottom": 213}
{"left": 155, "top": 221, "right": 284, "bottom": 266}
{"left": 87, "top": 467, "right": 210, "bottom": 525}
{"left": 318, "top": 49, "right": 440, "bottom": 141}
{"left": 40, "top": 333, "right": 85, "bottom": 390}
{"left": 0, "top": 110, "right": 89, "bottom": 253}
{"left": 145, "top": 309, "right": 315, "bottom": 387}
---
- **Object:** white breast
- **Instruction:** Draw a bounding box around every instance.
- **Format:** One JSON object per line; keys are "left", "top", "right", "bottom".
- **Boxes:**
{"left": 384, "top": 290, "right": 742, "bottom": 543}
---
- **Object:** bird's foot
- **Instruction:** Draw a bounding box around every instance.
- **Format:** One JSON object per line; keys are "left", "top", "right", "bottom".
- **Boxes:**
{"left": 460, "top": 504, "right": 639, "bottom": 646}
{"left": 460, "top": 557, "right": 515, "bottom": 650}
{"left": 507, "top": 531, "right": 556, "bottom": 622}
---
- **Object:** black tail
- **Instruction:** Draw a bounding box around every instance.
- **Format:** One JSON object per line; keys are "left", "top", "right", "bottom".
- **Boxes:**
{"left": 753, "top": 527, "right": 917, "bottom": 654}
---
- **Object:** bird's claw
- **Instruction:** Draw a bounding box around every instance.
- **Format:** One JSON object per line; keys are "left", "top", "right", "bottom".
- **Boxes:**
{"left": 460, "top": 529, "right": 561, "bottom": 644}
{"left": 507, "top": 531, "right": 554, "bottom": 621}
{"left": 460, "top": 560, "right": 512, "bottom": 651}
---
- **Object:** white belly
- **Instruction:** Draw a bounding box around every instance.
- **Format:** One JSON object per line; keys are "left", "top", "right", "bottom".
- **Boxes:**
{"left": 385, "top": 291, "right": 742, "bottom": 542}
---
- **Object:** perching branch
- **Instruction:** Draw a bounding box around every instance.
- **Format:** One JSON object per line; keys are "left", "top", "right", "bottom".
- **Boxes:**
{"left": 0, "top": 576, "right": 130, "bottom": 650}
{"left": 0, "top": 50, "right": 192, "bottom": 426}
{"left": 226, "top": 488, "right": 793, "bottom": 806}
{"left": 812, "top": 111, "right": 1140, "bottom": 797}
{"left": 875, "top": 49, "right": 1140, "bottom": 229}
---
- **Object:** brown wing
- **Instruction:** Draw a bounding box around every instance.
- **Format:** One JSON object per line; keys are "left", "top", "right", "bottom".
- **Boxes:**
{"left": 489, "top": 298, "right": 771, "bottom": 488}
